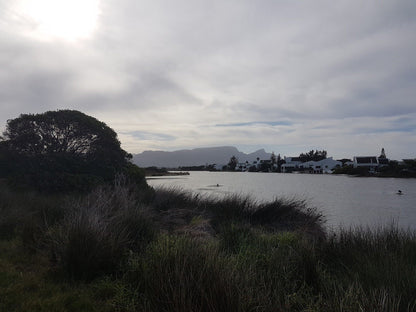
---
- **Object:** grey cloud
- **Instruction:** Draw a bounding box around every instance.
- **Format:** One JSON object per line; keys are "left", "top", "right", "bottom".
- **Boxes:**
{"left": 215, "top": 121, "right": 293, "bottom": 127}
{"left": 123, "top": 131, "right": 176, "bottom": 141}
{"left": 0, "top": 42, "right": 76, "bottom": 120}
{"left": 0, "top": 0, "right": 415, "bottom": 158}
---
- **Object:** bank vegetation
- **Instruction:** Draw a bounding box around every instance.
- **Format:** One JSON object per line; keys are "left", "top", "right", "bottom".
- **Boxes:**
{"left": 1, "top": 180, "right": 416, "bottom": 311}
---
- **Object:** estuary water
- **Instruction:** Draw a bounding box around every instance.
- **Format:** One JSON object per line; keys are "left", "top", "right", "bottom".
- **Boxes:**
{"left": 147, "top": 171, "right": 416, "bottom": 230}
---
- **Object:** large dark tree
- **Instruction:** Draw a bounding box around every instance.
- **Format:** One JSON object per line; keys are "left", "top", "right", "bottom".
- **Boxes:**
{"left": 1, "top": 110, "right": 144, "bottom": 192}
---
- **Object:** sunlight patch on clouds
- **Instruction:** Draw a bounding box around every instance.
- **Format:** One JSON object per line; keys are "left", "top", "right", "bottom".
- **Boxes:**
{"left": 7, "top": 0, "right": 100, "bottom": 41}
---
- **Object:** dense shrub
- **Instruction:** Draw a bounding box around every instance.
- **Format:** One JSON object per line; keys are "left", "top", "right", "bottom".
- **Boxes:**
{"left": 0, "top": 110, "right": 147, "bottom": 193}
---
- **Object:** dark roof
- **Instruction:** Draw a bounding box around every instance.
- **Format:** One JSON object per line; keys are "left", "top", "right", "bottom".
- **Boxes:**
{"left": 290, "top": 157, "right": 301, "bottom": 162}
{"left": 355, "top": 156, "right": 377, "bottom": 164}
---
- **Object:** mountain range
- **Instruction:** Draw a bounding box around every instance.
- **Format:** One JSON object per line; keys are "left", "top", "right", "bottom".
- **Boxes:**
{"left": 132, "top": 146, "right": 272, "bottom": 168}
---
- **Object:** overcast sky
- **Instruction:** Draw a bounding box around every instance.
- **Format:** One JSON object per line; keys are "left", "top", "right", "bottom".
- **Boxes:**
{"left": 1, "top": 0, "right": 415, "bottom": 160}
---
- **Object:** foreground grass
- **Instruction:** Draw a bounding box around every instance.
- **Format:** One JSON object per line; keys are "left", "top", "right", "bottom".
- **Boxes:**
{"left": 0, "top": 239, "right": 126, "bottom": 312}
{"left": 1, "top": 183, "right": 416, "bottom": 311}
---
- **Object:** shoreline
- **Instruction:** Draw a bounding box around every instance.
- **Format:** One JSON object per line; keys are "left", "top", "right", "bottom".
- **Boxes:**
{"left": 144, "top": 167, "right": 190, "bottom": 177}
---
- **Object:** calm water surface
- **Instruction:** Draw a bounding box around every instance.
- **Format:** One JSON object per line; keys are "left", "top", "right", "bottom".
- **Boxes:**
{"left": 147, "top": 171, "right": 416, "bottom": 230}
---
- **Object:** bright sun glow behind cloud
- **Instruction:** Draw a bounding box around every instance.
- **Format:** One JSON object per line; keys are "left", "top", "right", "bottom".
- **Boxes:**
{"left": 1, "top": 0, "right": 415, "bottom": 159}
{"left": 15, "top": 0, "right": 100, "bottom": 41}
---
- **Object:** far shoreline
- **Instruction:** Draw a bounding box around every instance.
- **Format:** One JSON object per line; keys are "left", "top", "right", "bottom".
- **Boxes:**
{"left": 144, "top": 167, "right": 190, "bottom": 177}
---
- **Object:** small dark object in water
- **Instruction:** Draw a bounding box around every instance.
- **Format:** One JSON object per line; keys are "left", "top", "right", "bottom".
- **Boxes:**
{"left": 397, "top": 190, "right": 403, "bottom": 195}
{"left": 216, "top": 184, "right": 219, "bottom": 187}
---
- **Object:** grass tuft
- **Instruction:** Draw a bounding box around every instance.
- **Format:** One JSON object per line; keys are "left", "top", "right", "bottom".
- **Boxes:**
{"left": 124, "top": 236, "right": 242, "bottom": 312}
{"left": 45, "top": 183, "right": 155, "bottom": 281}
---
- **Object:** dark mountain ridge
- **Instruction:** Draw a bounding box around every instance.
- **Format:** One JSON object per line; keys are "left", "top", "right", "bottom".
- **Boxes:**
{"left": 132, "top": 146, "right": 271, "bottom": 168}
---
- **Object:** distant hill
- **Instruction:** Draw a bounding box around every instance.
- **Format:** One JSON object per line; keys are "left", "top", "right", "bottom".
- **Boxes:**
{"left": 132, "top": 146, "right": 271, "bottom": 168}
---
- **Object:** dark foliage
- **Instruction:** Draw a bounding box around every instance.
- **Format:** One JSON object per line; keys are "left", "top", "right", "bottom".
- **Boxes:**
{"left": 227, "top": 155, "right": 238, "bottom": 170}
{"left": 0, "top": 110, "right": 145, "bottom": 193}
{"left": 299, "top": 149, "right": 327, "bottom": 162}
{"left": 333, "top": 160, "right": 416, "bottom": 177}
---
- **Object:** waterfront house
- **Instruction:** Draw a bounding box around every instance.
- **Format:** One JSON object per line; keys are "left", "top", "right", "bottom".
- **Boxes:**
{"left": 353, "top": 156, "right": 379, "bottom": 171}
{"left": 281, "top": 156, "right": 341, "bottom": 174}
{"left": 353, "top": 156, "right": 389, "bottom": 169}
{"left": 302, "top": 157, "right": 342, "bottom": 174}
{"left": 281, "top": 157, "right": 302, "bottom": 173}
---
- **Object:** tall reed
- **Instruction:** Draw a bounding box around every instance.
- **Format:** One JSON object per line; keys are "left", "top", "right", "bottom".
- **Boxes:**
{"left": 45, "top": 182, "right": 155, "bottom": 280}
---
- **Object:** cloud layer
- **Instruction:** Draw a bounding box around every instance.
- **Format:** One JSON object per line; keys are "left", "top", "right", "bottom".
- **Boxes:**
{"left": 1, "top": 0, "right": 415, "bottom": 159}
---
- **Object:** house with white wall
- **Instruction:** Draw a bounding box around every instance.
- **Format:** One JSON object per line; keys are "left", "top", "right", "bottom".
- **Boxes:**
{"left": 281, "top": 156, "right": 341, "bottom": 173}
{"left": 302, "top": 157, "right": 342, "bottom": 174}
{"left": 352, "top": 155, "right": 389, "bottom": 172}
{"left": 353, "top": 156, "right": 379, "bottom": 172}
{"left": 281, "top": 157, "right": 302, "bottom": 173}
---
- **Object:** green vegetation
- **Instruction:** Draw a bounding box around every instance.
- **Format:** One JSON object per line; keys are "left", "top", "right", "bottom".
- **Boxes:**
{"left": 376, "top": 159, "right": 416, "bottom": 177}
{"left": 0, "top": 110, "right": 147, "bottom": 193}
{"left": 1, "top": 182, "right": 416, "bottom": 311}
{"left": 333, "top": 160, "right": 416, "bottom": 178}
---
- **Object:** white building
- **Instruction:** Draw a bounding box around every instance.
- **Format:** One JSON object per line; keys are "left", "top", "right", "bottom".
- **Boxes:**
{"left": 353, "top": 156, "right": 377, "bottom": 167}
{"left": 281, "top": 157, "right": 341, "bottom": 173}
{"left": 301, "top": 157, "right": 342, "bottom": 174}
{"left": 353, "top": 155, "right": 389, "bottom": 172}
{"left": 281, "top": 157, "right": 302, "bottom": 173}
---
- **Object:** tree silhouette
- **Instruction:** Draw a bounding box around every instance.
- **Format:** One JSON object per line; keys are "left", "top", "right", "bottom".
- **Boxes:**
{"left": 299, "top": 150, "right": 327, "bottom": 162}
{"left": 228, "top": 155, "right": 238, "bottom": 171}
{"left": 1, "top": 110, "right": 144, "bottom": 192}
{"left": 270, "top": 152, "right": 276, "bottom": 165}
